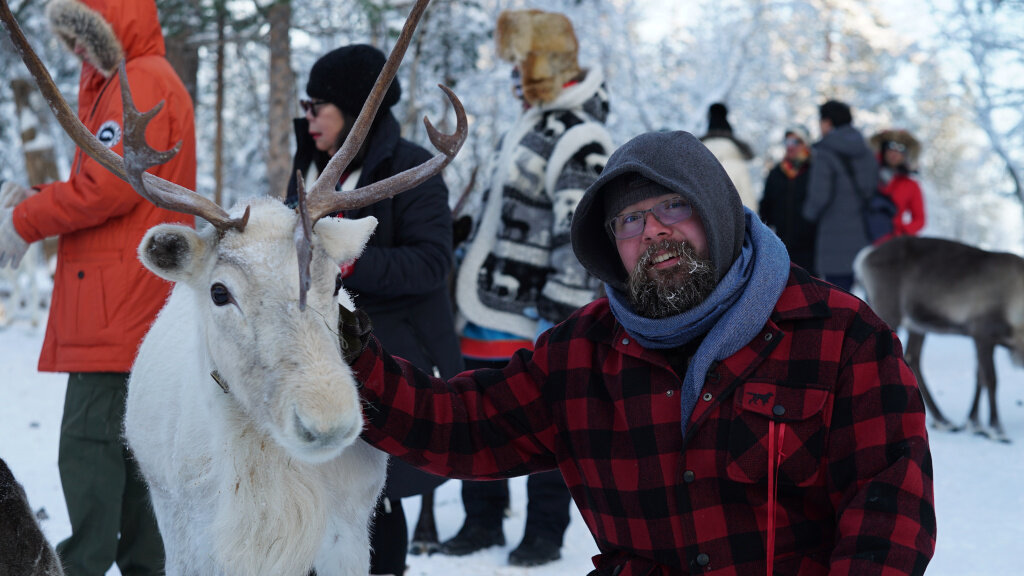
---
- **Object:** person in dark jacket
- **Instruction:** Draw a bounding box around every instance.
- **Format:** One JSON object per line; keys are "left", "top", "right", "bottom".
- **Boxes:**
{"left": 286, "top": 44, "right": 462, "bottom": 576}
{"left": 801, "top": 100, "right": 878, "bottom": 290}
{"left": 341, "top": 130, "right": 936, "bottom": 576}
{"left": 759, "top": 125, "right": 817, "bottom": 275}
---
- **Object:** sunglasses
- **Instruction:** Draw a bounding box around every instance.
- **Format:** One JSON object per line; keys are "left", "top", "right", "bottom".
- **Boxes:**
{"left": 300, "top": 99, "right": 330, "bottom": 118}
{"left": 607, "top": 196, "right": 693, "bottom": 239}
{"left": 784, "top": 137, "right": 804, "bottom": 147}
{"left": 885, "top": 141, "right": 907, "bottom": 153}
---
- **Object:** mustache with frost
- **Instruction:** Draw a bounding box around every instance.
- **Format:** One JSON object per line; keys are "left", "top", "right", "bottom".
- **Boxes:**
{"left": 627, "top": 239, "right": 716, "bottom": 319}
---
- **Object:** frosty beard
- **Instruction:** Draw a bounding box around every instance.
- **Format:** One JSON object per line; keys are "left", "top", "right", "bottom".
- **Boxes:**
{"left": 627, "top": 239, "right": 716, "bottom": 319}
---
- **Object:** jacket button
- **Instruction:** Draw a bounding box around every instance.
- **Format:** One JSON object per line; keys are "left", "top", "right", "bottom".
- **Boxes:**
{"left": 773, "top": 405, "right": 786, "bottom": 416}
{"left": 683, "top": 470, "right": 695, "bottom": 483}
{"left": 764, "top": 332, "right": 773, "bottom": 342}
{"left": 77, "top": 270, "right": 84, "bottom": 279}
{"left": 696, "top": 553, "right": 710, "bottom": 566}
{"left": 621, "top": 338, "right": 630, "bottom": 346}
{"left": 666, "top": 389, "right": 674, "bottom": 397}
{"left": 702, "top": 392, "right": 713, "bottom": 402}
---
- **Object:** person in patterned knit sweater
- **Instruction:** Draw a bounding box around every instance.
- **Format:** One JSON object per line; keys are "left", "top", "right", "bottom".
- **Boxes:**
{"left": 343, "top": 130, "right": 935, "bottom": 576}
{"left": 447, "top": 8, "right": 613, "bottom": 567}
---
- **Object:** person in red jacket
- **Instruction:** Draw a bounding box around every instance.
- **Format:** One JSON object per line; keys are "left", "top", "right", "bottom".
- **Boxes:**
{"left": 871, "top": 129, "right": 926, "bottom": 239}
{"left": 341, "top": 130, "right": 936, "bottom": 576}
{"left": 0, "top": 1, "right": 195, "bottom": 574}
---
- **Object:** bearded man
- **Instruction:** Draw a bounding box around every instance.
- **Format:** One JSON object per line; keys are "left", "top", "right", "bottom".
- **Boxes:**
{"left": 341, "top": 130, "right": 936, "bottom": 576}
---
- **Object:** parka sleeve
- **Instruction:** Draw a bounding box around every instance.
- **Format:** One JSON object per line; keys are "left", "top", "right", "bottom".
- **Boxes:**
{"left": 537, "top": 122, "right": 613, "bottom": 324}
{"left": 353, "top": 331, "right": 559, "bottom": 480}
{"left": 826, "top": 315, "right": 936, "bottom": 575}
{"left": 12, "top": 66, "right": 182, "bottom": 243}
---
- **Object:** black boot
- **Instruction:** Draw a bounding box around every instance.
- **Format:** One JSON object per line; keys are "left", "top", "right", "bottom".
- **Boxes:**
{"left": 438, "top": 522, "right": 505, "bottom": 556}
{"left": 508, "top": 534, "right": 561, "bottom": 567}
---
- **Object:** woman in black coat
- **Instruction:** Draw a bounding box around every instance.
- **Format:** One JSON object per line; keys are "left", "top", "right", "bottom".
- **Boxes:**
{"left": 287, "top": 44, "right": 463, "bottom": 576}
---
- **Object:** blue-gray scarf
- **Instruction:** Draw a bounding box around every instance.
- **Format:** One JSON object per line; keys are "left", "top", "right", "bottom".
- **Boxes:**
{"left": 606, "top": 210, "right": 790, "bottom": 436}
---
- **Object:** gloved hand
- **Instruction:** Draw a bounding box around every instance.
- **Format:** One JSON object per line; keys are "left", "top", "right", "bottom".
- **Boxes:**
{"left": 0, "top": 180, "right": 34, "bottom": 209}
{"left": 338, "top": 304, "right": 373, "bottom": 364}
{"left": 0, "top": 207, "right": 30, "bottom": 269}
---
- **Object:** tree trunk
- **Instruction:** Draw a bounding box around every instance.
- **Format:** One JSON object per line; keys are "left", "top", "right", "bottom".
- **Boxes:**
{"left": 10, "top": 78, "right": 60, "bottom": 187}
{"left": 266, "top": 0, "right": 294, "bottom": 200}
{"left": 160, "top": 0, "right": 201, "bottom": 106}
{"left": 214, "top": 2, "right": 227, "bottom": 205}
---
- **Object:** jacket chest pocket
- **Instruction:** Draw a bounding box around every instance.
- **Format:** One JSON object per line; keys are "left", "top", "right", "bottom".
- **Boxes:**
{"left": 724, "top": 380, "right": 830, "bottom": 487}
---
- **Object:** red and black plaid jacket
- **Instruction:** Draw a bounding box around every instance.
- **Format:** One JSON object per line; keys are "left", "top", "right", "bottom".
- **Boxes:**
{"left": 354, "top": 266, "right": 936, "bottom": 575}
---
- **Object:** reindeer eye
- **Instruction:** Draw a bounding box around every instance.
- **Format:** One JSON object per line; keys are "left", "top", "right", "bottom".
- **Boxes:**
{"left": 334, "top": 273, "right": 343, "bottom": 296}
{"left": 210, "top": 283, "right": 232, "bottom": 306}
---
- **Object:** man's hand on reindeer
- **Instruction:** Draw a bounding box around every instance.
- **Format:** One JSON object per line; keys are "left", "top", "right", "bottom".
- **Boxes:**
{"left": 0, "top": 207, "right": 29, "bottom": 269}
{"left": 0, "top": 180, "right": 35, "bottom": 209}
{"left": 339, "top": 304, "right": 373, "bottom": 365}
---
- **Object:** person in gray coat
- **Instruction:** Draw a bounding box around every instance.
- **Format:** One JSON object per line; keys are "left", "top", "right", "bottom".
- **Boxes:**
{"left": 801, "top": 100, "right": 878, "bottom": 291}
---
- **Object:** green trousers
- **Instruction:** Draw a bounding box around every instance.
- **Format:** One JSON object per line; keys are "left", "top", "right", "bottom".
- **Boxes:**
{"left": 55, "top": 372, "right": 165, "bottom": 576}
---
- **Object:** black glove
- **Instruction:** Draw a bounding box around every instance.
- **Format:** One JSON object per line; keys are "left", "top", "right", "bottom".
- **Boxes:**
{"left": 339, "top": 305, "right": 373, "bottom": 364}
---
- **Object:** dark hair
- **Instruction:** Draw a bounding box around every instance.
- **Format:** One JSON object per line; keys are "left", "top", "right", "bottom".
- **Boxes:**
{"left": 819, "top": 100, "right": 852, "bottom": 127}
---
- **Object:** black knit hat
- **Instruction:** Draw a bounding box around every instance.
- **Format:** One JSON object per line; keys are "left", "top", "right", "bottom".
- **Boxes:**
{"left": 602, "top": 176, "right": 672, "bottom": 231}
{"left": 306, "top": 44, "right": 401, "bottom": 118}
{"left": 707, "top": 102, "right": 732, "bottom": 133}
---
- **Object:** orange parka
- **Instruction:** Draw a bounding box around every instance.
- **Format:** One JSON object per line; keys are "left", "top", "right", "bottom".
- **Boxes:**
{"left": 12, "top": 0, "right": 195, "bottom": 373}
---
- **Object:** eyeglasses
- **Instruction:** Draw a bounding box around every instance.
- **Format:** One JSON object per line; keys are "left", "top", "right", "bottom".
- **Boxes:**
{"left": 885, "top": 141, "right": 907, "bottom": 153}
{"left": 300, "top": 99, "right": 330, "bottom": 118}
{"left": 784, "top": 137, "right": 804, "bottom": 147}
{"left": 607, "top": 196, "right": 693, "bottom": 239}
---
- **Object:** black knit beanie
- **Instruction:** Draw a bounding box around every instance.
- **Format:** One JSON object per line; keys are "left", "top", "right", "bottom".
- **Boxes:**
{"left": 571, "top": 131, "right": 746, "bottom": 293}
{"left": 707, "top": 102, "right": 732, "bottom": 133}
{"left": 306, "top": 44, "right": 401, "bottom": 119}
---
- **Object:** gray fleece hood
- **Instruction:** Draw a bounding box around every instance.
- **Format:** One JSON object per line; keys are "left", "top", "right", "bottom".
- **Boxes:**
{"left": 570, "top": 130, "right": 745, "bottom": 293}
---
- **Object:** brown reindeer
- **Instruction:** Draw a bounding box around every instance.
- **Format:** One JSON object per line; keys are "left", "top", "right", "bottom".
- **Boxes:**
{"left": 0, "top": 457, "right": 65, "bottom": 576}
{"left": 854, "top": 235, "right": 1024, "bottom": 443}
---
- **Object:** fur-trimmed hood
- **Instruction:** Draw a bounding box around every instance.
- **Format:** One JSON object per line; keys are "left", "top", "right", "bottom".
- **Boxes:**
{"left": 870, "top": 129, "right": 921, "bottom": 165}
{"left": 46, "top": 0, "right": 165, "bottom": 77}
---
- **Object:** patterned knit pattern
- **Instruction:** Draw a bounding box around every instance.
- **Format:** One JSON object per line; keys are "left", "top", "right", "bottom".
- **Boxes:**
{"left": 456, "top": 69, "right": 613, "bottom": 339}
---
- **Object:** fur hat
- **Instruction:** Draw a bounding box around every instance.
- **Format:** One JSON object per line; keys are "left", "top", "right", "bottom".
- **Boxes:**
{"left": 870, "top": 129, "right": 921, "bottom": 165}
{"left": 46, "top": 0, "right": 124, "bottom": 77}
{"left": 495, "top": 10, "right": 581, "bottom": 105}
{"left": 306, "top": 44, "right": 401, "bottom": 119}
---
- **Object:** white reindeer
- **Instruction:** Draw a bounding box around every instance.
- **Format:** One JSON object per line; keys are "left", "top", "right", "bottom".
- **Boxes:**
{"left": 1, "top": 1, "right": 466, "bottom": 573}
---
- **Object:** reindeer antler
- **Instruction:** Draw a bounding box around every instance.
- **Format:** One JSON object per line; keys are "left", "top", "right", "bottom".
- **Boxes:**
{"left": 0, "top": 0, "right": 249, "bottom": 234}
{"left": 292, "top": 0, "right": 468, "bottom": 308}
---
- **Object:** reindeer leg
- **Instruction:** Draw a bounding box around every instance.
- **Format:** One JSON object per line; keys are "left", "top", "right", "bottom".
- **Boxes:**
{"left": 409, "top": 490, "right": 440, "bottom": 555}
{"left": 904, "top": 330, "right": 955, "bottom": 431}
{"left": 972, "top": 339, "right": 1009, "bottom": 443}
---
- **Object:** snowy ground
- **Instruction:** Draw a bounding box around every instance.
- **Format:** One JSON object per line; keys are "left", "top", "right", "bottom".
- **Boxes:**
{"left": 2, "top": 317, "right": 1022, "bottom": 575}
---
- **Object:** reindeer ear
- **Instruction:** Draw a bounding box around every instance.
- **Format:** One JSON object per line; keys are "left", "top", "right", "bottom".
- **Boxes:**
{"left": 314, "top": 216, "right": 378, "bottom": 264}
{"left": 138, "top": 224, "right": 208, "bottom": 283}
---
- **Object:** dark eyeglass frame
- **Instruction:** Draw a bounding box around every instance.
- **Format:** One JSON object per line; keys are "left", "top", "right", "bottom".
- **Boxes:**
{"left": 300, "top": 99, "right": 330, "bottom": 118}
{"left": 606, "top": 196, "right": 694, "bottom": 239}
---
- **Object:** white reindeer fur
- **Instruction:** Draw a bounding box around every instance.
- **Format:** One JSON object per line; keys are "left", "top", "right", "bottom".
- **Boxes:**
{"left": 124, "top": 197, "right": 388, "bottom": 576}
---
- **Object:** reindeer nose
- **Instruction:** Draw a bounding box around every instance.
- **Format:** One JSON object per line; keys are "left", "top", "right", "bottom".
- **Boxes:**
{"left": 292, "top": 409, "right": 358, "bottom": 447}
